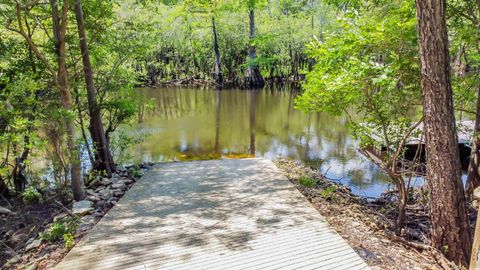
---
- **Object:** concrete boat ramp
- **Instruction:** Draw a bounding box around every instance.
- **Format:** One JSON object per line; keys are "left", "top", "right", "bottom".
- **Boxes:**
{"left": 55, "top": 158, "right": 369, "bottom": 270}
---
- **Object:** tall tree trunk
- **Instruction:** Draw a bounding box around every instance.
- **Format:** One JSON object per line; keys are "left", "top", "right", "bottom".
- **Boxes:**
{"left": 415, "top": 0, "right": 471, "bottom": 265}
{"left": 73, "top": 0, "right": 115, "bottom": 176}
{"left": 51, "top": 0, "right": 84, "bottom": 201}
{"left": 245, "top": 9, "right": 265, "bottom": 89}
{"left": 212, "top": 16, "right": 223, "bottom": 88}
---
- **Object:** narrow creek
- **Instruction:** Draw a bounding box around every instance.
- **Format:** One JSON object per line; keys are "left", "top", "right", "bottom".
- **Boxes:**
{"left": 124, "top": 86, "right": 426, "bottom": 198}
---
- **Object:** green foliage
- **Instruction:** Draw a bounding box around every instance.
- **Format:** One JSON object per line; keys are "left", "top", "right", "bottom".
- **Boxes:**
{"left": 40, "top": 216, "right": 78, "bottom": 243}
{"left": 319, "top": 185, "right": 337, "bottom": 200}
{"left": 298, "top": 176, "right": 316, "bottom": 187}
{"left": 297, "top": 0, "right": 421, "bottom": 159}
{"left": 131, "top": 0, "right": 338, "bottom": 85}
{"left": 133, "top": 167, "right": 143, "bottom": 178}
{"left": 63, "top": 233, "right": 75, "bottom": 250}
{"left": 110, "top": 131, "right": 145, "bottom": 164}
{"left": 21, "top": 187, "right": 42, "bottom": 204}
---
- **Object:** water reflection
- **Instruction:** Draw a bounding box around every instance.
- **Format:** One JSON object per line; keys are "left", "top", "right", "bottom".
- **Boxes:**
{"left": 126, "top": 87, "right": 393, "bottom": 198}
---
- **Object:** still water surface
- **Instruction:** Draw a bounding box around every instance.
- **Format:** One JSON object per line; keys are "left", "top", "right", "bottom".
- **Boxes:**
{"left": 125, "top": 87, "right": 420, "bottom": 198}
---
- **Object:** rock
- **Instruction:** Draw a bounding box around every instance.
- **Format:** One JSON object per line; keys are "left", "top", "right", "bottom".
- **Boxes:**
{"left": 116, "top": 165, "right": 126, "bottom": 172}
{"left": 88, "top": 176, "right": 101, "bottom": 188}
{"left": 53, "top": 213, "right": 67, "bottom": 222}
{"left": 99, "top": 189, "right": 113, "bottom": 200}
{"left": 354, "top": 247, "right": 380, "bottom": 262}
{"left": 107, "top": 197, "right": 119, "bottom": 206}
{"left": 25, "top": 262, "right": 38, "bottom": 270}
{"left": 123, "top": 178, "right": 134, "bottom": 185}
{"left": 112, "top": 189, "right": 125, "bottom": 197}
{"left": 96, "top": 200, "right": 105, "bottom": 208}
{"left": 26, "top": 239, "right": 42, "bottom": 251}
{"left": 5, "top": 256, "right": 20, "bottom": 266}
{"left": 76, "top": 215, "right": 95, "bottom": 233}
{"left": 112, "top": 172, "right": 120, "bottom": 178}
{"left": 72, "top": 200, "right": 94, "bottom": 216}
{"left": 100, "top": 178, "right": 112, "bottom": 186}
{"left": 0, "top": 206, "right": 14, "bottom": 215}
{"left": 86, "top": 189, "right": 97, "bottom": 196}
{"left": 95, "top": 185, "right": 105, "bottom": 193}
{"left": 111, "top": 182, "right": 126, "bottom": 191}
{"left": 110, "top": 177, "right": 121, "bottom": 184}
{"left": 86, "top": 195, "right": 100, "bottom": 203}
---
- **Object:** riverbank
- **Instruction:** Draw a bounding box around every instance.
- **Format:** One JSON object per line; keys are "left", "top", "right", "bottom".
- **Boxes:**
{"left": 0, "top": 163, "right": 153, "bottom": 270}
{"left": 2, "top": 158, "right": 465, "bottom": 269}
{"left": 274, "top": 159, "right": 462, "bottom": 270}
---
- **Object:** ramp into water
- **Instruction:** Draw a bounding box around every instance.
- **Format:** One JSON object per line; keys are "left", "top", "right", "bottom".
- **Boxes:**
{"left": 55, "top": 158, "right": 369, "bottom": 270}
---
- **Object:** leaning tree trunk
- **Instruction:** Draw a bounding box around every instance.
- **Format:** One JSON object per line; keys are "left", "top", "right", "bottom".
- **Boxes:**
{"left": 466, "top": 1, "right": 480, "bottom": 199}
{"left": 51, "top": 0, "right": 84, "bottom": 201}
{"left": 467, "top": 83, "right": 480, "bottom": 198}
{"left": 415, "top": 0, "right": 472, "bottom": 266}
{"left": 245, "top": 9, "right": 265, "bottom": 89}
{"left": 73, "top": 0, "right": 115, "bottom": 176}
{"left": 212, "top": 16, "right": 223, "bottom": 88}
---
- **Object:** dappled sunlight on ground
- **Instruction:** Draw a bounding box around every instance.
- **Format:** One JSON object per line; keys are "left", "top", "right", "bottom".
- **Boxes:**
{"left": 54, "top": 159, "right": 368, "bottom": 270}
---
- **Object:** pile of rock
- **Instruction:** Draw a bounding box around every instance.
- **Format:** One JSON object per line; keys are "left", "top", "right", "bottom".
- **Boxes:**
{"left": 84, "top": 164, "right": 150, "bottom": 209}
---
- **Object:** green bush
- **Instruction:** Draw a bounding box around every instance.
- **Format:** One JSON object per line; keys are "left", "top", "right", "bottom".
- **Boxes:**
{"left": 40, "top": 216, "right": 77, "bottom": 243}
{"left": 298, "top": 176, "right": 316, "bottom": 188}
{"left": 319, "top": 185, "right": 337, "bottom": 200}
{"left": 21, "top": 187, "right": 42, "bottom": 204}
{"left": 63, "top": 233, "right": 75, "bottom": 250}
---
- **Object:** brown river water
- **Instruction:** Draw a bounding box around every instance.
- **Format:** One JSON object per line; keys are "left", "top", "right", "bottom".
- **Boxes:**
{"left": 120, "top": 86, "right": 414, "bottom": 198}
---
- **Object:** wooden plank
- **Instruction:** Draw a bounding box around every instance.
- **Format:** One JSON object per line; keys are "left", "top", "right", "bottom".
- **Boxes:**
{"left": 54, "top": 159, "right": 369, "bottom": 270}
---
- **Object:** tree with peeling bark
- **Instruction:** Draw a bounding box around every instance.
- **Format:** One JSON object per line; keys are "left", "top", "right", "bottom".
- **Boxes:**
{"left": 415, "top": 0, "right": 471, "bottom": 265}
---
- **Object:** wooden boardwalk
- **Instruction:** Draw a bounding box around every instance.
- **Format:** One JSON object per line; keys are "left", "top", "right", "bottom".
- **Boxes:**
{"left": 55, "top": 159, "right": 369, "bottom": 270}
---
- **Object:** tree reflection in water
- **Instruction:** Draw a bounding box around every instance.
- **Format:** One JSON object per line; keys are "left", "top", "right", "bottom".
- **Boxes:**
{"left": 125, "top": 87, "right": 396, "bottom": 198}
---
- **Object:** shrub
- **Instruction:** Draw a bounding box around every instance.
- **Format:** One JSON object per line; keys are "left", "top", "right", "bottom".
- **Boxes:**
{"left": 319, "top": 185, "right": 337, "bottom": 200}
{"left": 21, "top": 187, "right": 42, "bottom": 204}
{"left": 40, "top": 216, "right": 77, "bottom": 243}
{"left": 298, "top": 176, "right": 316, "bottom": 188}
{"left": 63, "top": 233, "right": 75, "bottom": 249}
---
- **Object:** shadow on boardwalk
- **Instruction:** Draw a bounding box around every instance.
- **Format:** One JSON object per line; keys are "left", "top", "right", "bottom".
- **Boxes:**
{"left": 55, "top": 158, "right": 369, "bottom": 270}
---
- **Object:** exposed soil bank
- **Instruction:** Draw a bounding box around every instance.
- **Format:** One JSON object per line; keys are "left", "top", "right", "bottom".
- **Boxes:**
{"left": 274, "top": 159, "right": 467, "bottom": 270}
